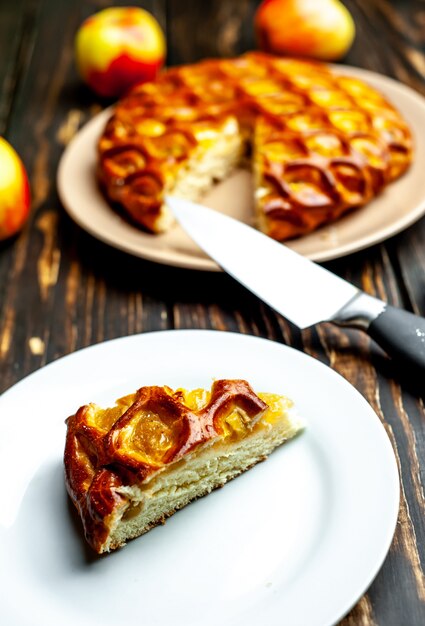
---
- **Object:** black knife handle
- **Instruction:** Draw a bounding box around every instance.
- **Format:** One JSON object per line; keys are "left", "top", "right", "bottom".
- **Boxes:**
{"left": 368, "top": 305, "right": 425, "bottom": 373}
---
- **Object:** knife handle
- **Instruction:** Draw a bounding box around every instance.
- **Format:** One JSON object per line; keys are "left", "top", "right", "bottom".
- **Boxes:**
{"left": 367, "top": 305, "right": 425, "bottom": 373}
{"left": 333, "top": 293, "right": 425, "bottom": 375}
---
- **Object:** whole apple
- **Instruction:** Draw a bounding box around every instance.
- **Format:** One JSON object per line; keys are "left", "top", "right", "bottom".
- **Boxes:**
{"left": 255, "top": 0, "right": 355, "bottom": 61}
{"left": 0, "top": 138, "right": 31, "bottom": 241}
{"left": 75, "top": 7, "right": 166, "bottom": 98}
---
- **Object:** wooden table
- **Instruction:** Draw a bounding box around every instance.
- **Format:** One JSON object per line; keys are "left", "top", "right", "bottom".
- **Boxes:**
{"left": 1, "top": 1, "right": 424, "bottom": 624}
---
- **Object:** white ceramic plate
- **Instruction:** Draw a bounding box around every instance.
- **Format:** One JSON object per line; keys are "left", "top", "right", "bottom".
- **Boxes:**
{"left": 57, "top": 65, "right": 425, "bottom": 271}
{"left": 0, "top": 330, "right": 399, "bottom": 626}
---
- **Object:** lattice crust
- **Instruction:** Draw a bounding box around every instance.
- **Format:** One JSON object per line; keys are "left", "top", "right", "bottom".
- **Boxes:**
{"left": 97, "top": 52, "right": 412, "bottom": 240}
{"left": 64, "top": 379, "right": 300, "bottom": 553}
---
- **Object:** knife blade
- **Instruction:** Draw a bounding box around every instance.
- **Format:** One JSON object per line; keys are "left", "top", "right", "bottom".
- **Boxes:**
{"left": 166, "top": 195, "right": 425, "bottom": 374}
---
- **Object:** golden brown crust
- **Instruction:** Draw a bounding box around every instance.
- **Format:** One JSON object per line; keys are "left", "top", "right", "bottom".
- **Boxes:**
{"left": 64, "top": 380, "right": 267, "bottom": 553}
{"left": 98, "top": 51, "right": 412, "bottom": 240}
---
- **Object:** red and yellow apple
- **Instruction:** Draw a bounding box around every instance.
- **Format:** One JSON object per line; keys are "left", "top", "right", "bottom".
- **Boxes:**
{"left": 255, "top": 0, "right": 355, "bottom": 61}
{"left": 0, "top": 138, "right": 31, "bottom": 240}
{"left": 75, "top": 7, "right": 166, "bottom": 98}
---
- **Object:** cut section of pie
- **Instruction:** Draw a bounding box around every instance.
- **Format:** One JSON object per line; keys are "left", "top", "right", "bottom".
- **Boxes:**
{"left": 98, "top": 52, "right": 412, "bottom": 240}
{"left": 64, "top": 379, "right": 303, "bottom": 553}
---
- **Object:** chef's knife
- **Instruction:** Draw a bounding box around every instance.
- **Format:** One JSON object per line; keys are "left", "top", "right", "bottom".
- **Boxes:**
{"left": 166, "top": 195, "right": 425, "bottom": 374}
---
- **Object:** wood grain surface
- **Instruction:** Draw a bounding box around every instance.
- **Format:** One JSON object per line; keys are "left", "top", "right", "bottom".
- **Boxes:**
{"left": 0, "top": 1, "right": 424, "bottom": 624}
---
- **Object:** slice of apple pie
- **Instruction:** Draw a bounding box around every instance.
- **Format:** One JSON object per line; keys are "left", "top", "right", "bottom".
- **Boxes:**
{"left": 64, "top": 379, "right": 303, "bottom": 553}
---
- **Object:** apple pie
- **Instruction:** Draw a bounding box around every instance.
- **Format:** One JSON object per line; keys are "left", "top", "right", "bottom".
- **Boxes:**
{"left": 98, "top": 52, "right": 412, "bottom": 240}
{"left": 64, "top": 379, "right": 302, "bottom": 553}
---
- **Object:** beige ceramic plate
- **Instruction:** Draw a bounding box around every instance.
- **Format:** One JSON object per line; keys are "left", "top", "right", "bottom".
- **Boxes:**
{"left": 57, "top": 66, "right": 425, "bottom": 271}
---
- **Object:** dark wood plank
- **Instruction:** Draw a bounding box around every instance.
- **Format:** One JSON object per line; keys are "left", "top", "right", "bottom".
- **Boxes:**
{"left": 0, "top": 0, "right": 28, "bottom": 135}
{"left": 167, "top": 0, "right": 259, "bottom": 64}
